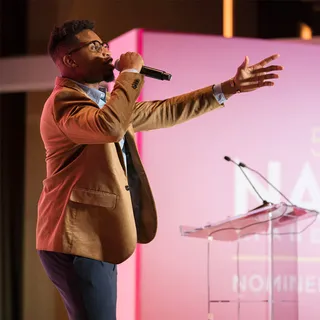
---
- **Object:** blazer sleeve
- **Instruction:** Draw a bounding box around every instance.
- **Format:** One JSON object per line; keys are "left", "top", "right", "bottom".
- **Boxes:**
{"left": 52, "top": 72, "right": 144, "bottom": 144}
{"left": 131, "top": 85, "right": 224, "bottom": 132}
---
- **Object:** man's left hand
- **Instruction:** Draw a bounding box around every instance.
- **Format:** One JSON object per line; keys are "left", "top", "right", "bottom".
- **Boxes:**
{"left": 233, "top": 54, "right": 283, "bottom": 93}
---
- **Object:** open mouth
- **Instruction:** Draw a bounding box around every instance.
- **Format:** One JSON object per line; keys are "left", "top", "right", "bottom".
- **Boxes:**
{"left": 104, "top": 58, "right": 113, "bottom": 66}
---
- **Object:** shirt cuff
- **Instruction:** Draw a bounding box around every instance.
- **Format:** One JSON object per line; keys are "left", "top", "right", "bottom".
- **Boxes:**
{"left": 121, "top": 68, "right": 140, "bottom": 74}
{"left": 212, "top": 83, "right": 227, "bottom": 105}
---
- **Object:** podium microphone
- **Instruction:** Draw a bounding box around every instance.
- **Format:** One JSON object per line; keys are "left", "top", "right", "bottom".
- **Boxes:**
{"left": 224, "top": 156, "right": 269, "bottom": 206}
{"left": 238, "top": 160, "right": 294, "bottom": 206}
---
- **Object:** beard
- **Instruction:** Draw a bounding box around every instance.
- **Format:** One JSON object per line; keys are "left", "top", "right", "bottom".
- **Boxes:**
{"left": 103, "top": 70, "right": 115, "bottom": 82}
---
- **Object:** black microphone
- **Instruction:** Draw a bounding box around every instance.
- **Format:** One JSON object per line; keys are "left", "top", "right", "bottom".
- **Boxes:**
{"left": 114, "top": 59, "right": 172, "bottom": 81}
{"left": 238, "top": 160, "right": 294, "bottom": 206}
{"left": 224, "top": 156, "right": 270, "bottom": 206}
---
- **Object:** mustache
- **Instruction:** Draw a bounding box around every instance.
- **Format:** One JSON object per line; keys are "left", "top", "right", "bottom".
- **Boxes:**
{"left": 103, "top": 57, "right": 113, "bottom": 65}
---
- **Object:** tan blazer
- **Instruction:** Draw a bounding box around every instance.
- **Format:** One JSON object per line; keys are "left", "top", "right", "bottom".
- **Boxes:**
{"left": 36, "top": 72, "right": 223, "bottom": 264}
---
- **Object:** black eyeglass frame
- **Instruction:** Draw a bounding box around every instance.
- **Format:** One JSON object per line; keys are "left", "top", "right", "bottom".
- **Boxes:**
{"left": 67, "top": 40, "right": 110, "bottom": 55}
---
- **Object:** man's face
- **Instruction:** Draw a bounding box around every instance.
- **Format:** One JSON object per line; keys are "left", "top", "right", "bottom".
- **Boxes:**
{"left": 66, "top": 29, "right": 115, "bottom": 83}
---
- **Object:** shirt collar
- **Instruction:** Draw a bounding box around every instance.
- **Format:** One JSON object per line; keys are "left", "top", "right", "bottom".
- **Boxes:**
{"left": 69, "top": 79, "right": 106, "bottom": 104}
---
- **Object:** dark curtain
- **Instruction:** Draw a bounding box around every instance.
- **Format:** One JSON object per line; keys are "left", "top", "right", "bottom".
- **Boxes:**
{"left": 0, "top": 0, "right": 27, "bottom": 319}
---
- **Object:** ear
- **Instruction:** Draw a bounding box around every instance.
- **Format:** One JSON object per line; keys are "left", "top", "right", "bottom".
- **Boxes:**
{"left": 62, "top": 55, "right": 78, "bottom": 68}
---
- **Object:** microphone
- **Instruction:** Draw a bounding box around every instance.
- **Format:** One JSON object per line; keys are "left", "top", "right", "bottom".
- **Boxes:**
{"left": 238, "top": 160, "right": 294, "bottom": 206}
{"left": 224, "top": 156, "right": 269, "bottom": 206}
{"left": 114, "top": 59, "right": 172, "bottom": 81}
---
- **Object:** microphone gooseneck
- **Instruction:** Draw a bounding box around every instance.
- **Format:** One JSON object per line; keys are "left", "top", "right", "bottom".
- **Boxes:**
{"left": 239, "top": 161, "right": 294, "bottom": 205}
{"left": 224, "top": 156, "right": 268, "bottom": 205}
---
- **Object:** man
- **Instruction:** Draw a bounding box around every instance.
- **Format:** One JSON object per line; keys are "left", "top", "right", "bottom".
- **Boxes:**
{"left": 36, "top": 19, "right": 283, "bottom": 320}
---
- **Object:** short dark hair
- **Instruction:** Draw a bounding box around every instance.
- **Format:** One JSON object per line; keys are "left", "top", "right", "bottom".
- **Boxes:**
{"left": 48, "top": 19, "right": 95, "bottom": 61}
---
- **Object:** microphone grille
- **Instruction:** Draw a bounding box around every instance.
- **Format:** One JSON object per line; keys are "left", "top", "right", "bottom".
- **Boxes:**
{"left": 114, "top": 59, "right": 120, "bottom": 71}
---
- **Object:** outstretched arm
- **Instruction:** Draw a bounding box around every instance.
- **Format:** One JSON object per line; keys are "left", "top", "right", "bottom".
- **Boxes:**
{"left": 132, "top": 85, "right": 223, "bottom": 132}
{"left": 132, "top": 54, "right": 283, "bottom": 132}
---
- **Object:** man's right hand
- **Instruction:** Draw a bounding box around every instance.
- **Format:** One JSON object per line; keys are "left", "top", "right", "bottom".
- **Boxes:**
{"left": 116, "top": 52, "right": 144, "bottom": 72}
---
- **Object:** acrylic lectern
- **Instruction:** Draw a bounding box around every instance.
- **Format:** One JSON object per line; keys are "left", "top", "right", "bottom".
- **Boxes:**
{"left": 180, "top": 202, "right": 319, "bottom": 320}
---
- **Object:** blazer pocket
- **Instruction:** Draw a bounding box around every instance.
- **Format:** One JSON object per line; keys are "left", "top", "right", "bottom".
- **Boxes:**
{"left": 70, "top": 187, "right": 117, "bottom": 209}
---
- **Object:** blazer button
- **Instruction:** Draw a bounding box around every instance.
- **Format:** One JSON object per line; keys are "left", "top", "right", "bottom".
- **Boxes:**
{"left": 125, "top": 185, "right": 130, "bottom": 191}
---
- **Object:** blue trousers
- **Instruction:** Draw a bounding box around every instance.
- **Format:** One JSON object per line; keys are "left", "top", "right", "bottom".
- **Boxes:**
{"left": 38, "top": 250, "right": 117, "bottom": 320}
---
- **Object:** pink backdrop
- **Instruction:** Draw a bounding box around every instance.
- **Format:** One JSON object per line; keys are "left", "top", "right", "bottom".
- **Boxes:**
{"left": 137, "top": 31, "right": 320, "bottom": 320}
{"left": 109, "top": 29, "right": 140, "bottom": 320}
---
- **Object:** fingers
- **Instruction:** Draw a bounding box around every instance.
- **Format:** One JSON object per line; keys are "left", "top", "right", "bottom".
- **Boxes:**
{"left": 239, "top": 56, "right": 249, "bottom": 69}
{"left": 262, "top": 81, "right": 274, "bottom": 87}
{"left": 239, "top": 73, "right": 279, "bottom": 84}
{"left": 117, "top": 52, "right": 144, "bottom": 71}
{"left": 241, "top": 81, "right": 275, "bottom": 91}
{"left": 257, "top": 54, "right": 280, "bottom": 67}
{"left": 237, "top": 72, "right": 279, "bottom": 92}
{"left": 252, "top": 65, "right": 284, "bottom": 74}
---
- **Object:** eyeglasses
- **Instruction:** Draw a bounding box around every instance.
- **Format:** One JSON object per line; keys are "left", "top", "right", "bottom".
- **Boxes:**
{"left": 68, "top": 40, "right": 110, "bottom": 55}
